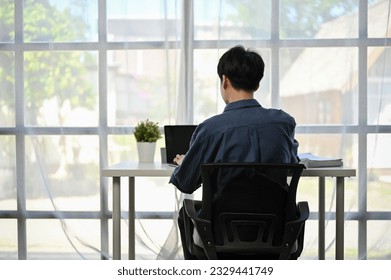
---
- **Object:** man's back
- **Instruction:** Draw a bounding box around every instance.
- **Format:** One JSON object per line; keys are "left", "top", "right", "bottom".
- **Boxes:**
{"left": 170, "top": 99, "right": 299, "bottom": 194}
{"left": 172, "top": 45, "right": 300, "bottom": 259}
{"left": 197, "top": 99, "right": 298, "bottom": 163}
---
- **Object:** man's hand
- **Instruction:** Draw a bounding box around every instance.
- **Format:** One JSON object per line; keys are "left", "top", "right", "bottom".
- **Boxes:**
{"left": 173, "top": 154, "right": 185, "bottom": 166}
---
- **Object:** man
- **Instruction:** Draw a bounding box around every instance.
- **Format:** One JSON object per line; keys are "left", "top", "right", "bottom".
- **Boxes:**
{"left": 169, "top": 45, "right": 299, "bottom": 259}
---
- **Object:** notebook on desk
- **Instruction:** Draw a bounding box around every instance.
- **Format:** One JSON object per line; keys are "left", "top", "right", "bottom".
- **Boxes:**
{"left": 298, "top": 153, "right": 343, "bottom": 168}
{"left": 164, "top": 125, "right": 197, "bottom": 165}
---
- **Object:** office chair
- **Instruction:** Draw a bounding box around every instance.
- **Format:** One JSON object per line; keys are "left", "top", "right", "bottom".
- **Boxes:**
{"left": 182, "top": 163, "right": 309, "bottom": 260}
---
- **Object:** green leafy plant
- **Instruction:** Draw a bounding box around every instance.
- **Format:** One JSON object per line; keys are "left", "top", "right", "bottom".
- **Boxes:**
{"left": 134, "top": 119, "right": 162, "bottom": 143}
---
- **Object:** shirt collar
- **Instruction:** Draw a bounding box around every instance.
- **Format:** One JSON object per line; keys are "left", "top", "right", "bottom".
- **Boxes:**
{"left": 223, "top": 99, "right": 262, "bottom": 112}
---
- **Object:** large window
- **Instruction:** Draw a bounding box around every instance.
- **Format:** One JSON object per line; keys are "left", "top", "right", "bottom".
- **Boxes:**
{"left": 0, "top": 0, "right": 390, "bottom": 260}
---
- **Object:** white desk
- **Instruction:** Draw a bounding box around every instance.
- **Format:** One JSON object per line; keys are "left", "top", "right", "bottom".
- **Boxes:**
{"left": 102, "top": 162, "right": 356, "bottom": 260}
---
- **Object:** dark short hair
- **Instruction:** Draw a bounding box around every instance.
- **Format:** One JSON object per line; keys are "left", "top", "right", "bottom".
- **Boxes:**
{"left": 217, "top": 45, "right": 265, "bottom": 92}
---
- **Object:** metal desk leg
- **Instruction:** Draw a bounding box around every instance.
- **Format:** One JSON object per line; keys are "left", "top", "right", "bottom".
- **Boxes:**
{"left": 113, "top": 176, "right": 121, "bottom": 260}
{"left": 318, "top": 177, "right": 326, "bottom": 260}
{"left": 128, "top": 177, "right": 135, "bottom": 260}
{"left": 336, "top": 177, "right": 345, "bottom": 260}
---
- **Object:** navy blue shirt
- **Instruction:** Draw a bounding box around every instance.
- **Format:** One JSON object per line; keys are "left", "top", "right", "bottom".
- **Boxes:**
{"left": 169, "top": 99, "right": 299, "bottom": 194}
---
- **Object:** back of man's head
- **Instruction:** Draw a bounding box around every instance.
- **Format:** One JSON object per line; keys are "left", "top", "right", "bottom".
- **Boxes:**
{"left": 217, "top": 45, "right": 265, "bottom": 92}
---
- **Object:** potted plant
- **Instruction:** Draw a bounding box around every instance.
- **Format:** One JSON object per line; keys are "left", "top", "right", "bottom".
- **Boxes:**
{"left": 134, "top": 119, "right": 162, "bottom": 162}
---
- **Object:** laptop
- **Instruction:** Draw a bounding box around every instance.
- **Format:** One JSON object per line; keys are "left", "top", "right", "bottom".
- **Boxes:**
{"left": 164, "top": 125, "right": 197, "bottom": 165}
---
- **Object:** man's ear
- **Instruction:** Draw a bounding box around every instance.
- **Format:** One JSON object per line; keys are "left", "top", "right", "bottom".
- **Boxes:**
{"left": 222, "top": 75, "right": 229, "bottom": 89}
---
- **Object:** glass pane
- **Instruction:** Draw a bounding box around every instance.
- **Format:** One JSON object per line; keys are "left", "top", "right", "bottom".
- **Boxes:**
{"left": 299, "top": 221, "right": 359, "bottom": 260}
{"left": 24, "top": 51, "right": 98, "bottom": 127}
{"left": 298, "top": 220, "right": 317, "bottom": 259}
{"left": 193, "top": 48, "right": 271, "bottom": 125}
{"left": 367, "top": 221, "right": 391, "bottom": 259}
{"left": 27, "top": 219, "right": 101, "bottom": 259}
{"left": 280, "top": 0, "right": 359, "bottom": 39}
{"left": 296, "top": 133, "right": 358, "bottom": 210}
{"left": 297, "top": 177, "right": 348, "bottom": 215}
{"left": 343, "top": 221, "right": 359, "bottom": 259}
{"left": 368, "top": 0, "right": 391, "bottom": 38}
{"left": 0, "top": 136, "right": 16, "bottom": 211}
{"left": 135, "top": 220, "right": 177, "bottom": 259}
{"left": 280, "top": 47, "right": 358, "bottom": 125}
{"left": 301, "top": 221, "right": 358, "bottom": 260}
{"left": 194, "top": 0, "right": 271, "bottom": 40}
{"left": 367, "top": 134, "right": 391, "bottom": 211}
{"left": 25, "top": 136, "right": 100, "bottom": 211}
{"left": 135, "top": 178, "right": 176, "bottom": 212}
{"left": 24, "top": 0, "right": 98, "bottom": 42}
{"left": 107, "top": 50, "right": 178, "bottom": 126}
{"left": 107, "top": 177, "right": 178, "bottom": 212}
{"left": 0, "top": 219, "right": 17, "bottom": 259}
{"left": 108, "top": 219, "right": 178, "bottom": 259}
{"left": 368, "top": 47, "right": 391, "bottom": 125}
{"left": 108, "top": 135, "right": 137, "bottom": 164}
{"left": 297, "top": 133, "right": 357, "bottom": 162}
{"left": 193, "top": 49, "right": 225, "bottom": 123}
{"left": 0, "top": 51, "right": 15, "bottom": 127}
{"left": 0, "top": 0, "right": 14, "bottom": 42}
{"left": 298, "top": 175, "right": 358, "bottom": 214}
{"left": 107, "top": 0, "right": 181, "bottom": 42}
{"left": 107, "top": 134, "right": 166, "bottom": 166}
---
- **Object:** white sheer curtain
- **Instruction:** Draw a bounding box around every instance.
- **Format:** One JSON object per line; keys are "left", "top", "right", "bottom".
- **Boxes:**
{"left": 157, "top": 0, "right": 391, "bottom": 260}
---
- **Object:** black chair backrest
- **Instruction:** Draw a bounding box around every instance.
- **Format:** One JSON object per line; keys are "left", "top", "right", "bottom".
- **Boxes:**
{"left": 199, "top": 163, "right": 304, "bottom": 249}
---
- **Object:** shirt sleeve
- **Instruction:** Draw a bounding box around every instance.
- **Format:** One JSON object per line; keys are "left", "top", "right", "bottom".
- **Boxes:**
{"left": 169, "top": 125, "right": 211, "bottom": 194}
{"left": 290, "top": 117, "right": 300, "bottom": 163}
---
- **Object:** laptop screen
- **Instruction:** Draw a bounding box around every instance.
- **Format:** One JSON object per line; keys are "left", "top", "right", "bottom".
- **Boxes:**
{"left": 164, "top": 125, "right": 197, "bottom": 164}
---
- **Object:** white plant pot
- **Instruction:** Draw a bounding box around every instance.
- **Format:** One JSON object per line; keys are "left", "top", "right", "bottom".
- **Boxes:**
{"left": 137, "top": 142, "right": 156, "bottom": 162}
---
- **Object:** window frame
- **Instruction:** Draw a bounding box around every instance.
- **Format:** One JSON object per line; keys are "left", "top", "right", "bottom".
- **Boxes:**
{"left": 0, "top": 0, "right": 390, "bottom": 260}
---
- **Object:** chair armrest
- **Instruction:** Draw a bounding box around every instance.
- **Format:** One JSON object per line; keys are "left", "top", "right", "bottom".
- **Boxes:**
{"left": 296, "top": 201, "right": 310, "bottom": 222}
{"left": 183, "top": 199, "right": 217, "bottom": 259}
{"left": 279, "top": 201, "right": 310, "bottom": 259}
{"left": 183, "top": 199, "right": 202, "bottom": 220}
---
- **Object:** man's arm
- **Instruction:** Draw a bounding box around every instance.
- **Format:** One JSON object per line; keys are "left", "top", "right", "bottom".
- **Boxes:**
{"left": 173, "top": 154, "right": 185, "bottom": 166}
{"left": 169, "top": 126, "right": 210, "bottom": 194}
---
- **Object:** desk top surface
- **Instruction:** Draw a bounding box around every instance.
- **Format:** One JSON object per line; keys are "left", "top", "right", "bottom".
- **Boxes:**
{"left": 102, "top": 161, "right": 175, "bottom": 177}
{"left": 102, "top": 161, "right": 356, "bottom": 178}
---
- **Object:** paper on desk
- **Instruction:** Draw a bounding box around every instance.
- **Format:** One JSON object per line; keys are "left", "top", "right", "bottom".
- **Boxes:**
{"left": 298, "top": 153, "right": 343, "bottom": 168}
